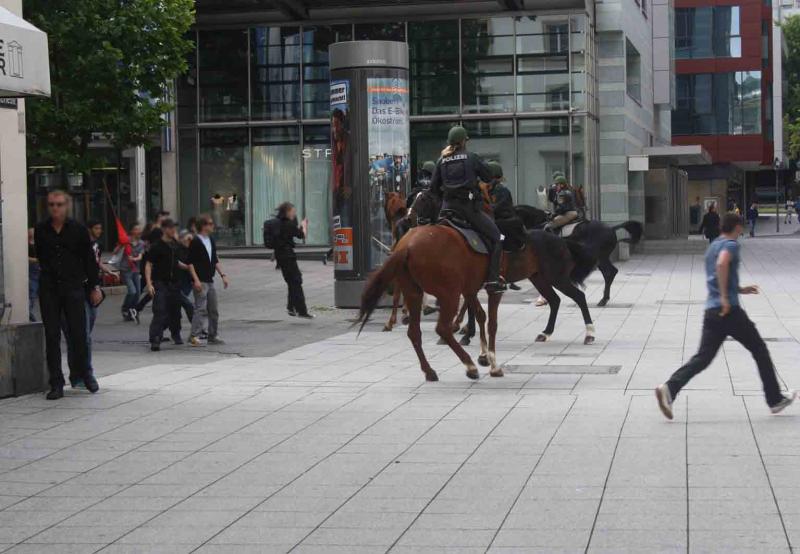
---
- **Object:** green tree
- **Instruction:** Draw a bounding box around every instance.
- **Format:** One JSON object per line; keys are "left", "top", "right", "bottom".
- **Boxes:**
{"left": 24, "top": 0, "right": 195, "bottom": 177}
{"left": 782, "top": 15, "right": 800, "bottom": 160}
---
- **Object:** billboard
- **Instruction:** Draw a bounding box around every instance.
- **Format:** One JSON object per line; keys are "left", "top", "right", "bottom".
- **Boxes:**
{"left": 330, "top": 79, "right": 353, "bottom": 271}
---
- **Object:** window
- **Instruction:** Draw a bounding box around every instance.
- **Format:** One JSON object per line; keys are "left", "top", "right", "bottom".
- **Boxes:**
{"left": 302, "top": 25, "right": 352, "bottom": 118}
{"left": 517, "top": 118, "right": 569, "bottom": 208}
{"left": 461, "top": 17, "right": 515, "bottom": 113}
{"left": 675, "top": 7, "right": 741, "bottom": 59}
{"left": 515, "top": 17, "right": 571, "bottom": 112}
{"left": 625, "top": 39, "right": 641, "bottom": 103}
{"left": 672, "top": 71, "right": 761, "bottom": 135}
{"left": 199, "top": 128, "right": 248, "bottom": 246}
{"left": 409, "top": 21, "right": 459, "bottom": 115}
{"left": 176, "top": 33, "right": 197, "bottom": 125}
{"left": 354, "top": 22, "right": 405, "bottom": 41}
{"left": 250, "top": 27, "right": 301, "bottom": 120}
{"left": 198, "top": 30, "right": 249, "bottom": 122}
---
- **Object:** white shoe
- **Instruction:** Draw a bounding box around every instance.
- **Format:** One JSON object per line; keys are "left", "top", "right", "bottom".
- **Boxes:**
{"left": 535, "top": 295, "right": 548, "bottom": 307}
{"left": 655, "top": 384, "right": 673, "bottom": 420}
{"left": 770, "top": 391, "right": 798, "bottom": 414}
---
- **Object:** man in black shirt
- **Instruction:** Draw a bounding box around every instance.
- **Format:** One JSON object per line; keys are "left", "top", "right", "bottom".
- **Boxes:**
{"left": 188, "top": 215, "right": 230, "bottom": 346}
{"left": 34, "top": 190, "right": 102, "bottom": 399}
{"left": 274, "top": 202, "right": 312, "bottom": 318}
{"left": 144, "top": 219, "right": 185, "bottom": 351}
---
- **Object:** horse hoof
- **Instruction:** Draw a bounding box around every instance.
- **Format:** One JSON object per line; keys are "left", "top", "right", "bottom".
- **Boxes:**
{"left": 437, "top": 337, "right": 446, "bottom": 345}
{"left": 478, "top": 354, "right": 489, "bottom": 367}
{"left": 425, "top": 371, "right": 439, "bottom": 382}
{"left": 584, "top": 335, "right": 596, "bottom": 345}
{"left": 490, "top": 368, "right": 504, "bottom": 377}
{"left": 466, "top": 369, "right": 479, "bottom": 380}
{"left": 459, "top": 336, "right": 471, "bottom": 346}
{"left": 535, "top": 334, "right": 549, "bottom": 342}
{"left": 401, "top": 316, "right": 410, "bottom": 325}
{"left": 597, "top": 299, "right": 609, "bottom": 307}
{"left": 382, "top": 325, "right": 392, "bottom": 332}
{"left": 422, "top": 306, "right": 437, "bottom": 316}
{"left": 458, "top": 326, "right": 468, "bottom": 335}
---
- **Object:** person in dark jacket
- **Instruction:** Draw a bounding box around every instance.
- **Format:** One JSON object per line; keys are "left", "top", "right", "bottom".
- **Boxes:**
{"left": 486, "top": 161, "right": 525, "bottom": 250}
{"left": 188, "top": 215, "right": 230, "bottom": 345}
{"left": 177, "top": 231, "right": 196, "bottom": 325}
{"left": 747, "top": 202, "right": 759, "bottom": 237}
{"left": 144, "top": 219, "right": 185, "bottom": 351}
{"left": 699, "top": 203, "right": 721, "bottom": 242}
{"left": 35, "top": 190, "right": 102, "bottom": 399}
{"left": 430, "top": 125, "right": 505, "bottom": 293}
{"left": 274, "top": 202, "right": 313, "bottom": 318}
{"left": 406, "top": 160, "right": 435, "bottom": 209}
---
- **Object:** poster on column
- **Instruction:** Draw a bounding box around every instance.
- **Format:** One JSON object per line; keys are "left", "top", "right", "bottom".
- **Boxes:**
{"left": 366, "top": 76, "right": 410, "bottom": 270}
{"left": 330, "top": 79, "right": 353, "bottom": 271}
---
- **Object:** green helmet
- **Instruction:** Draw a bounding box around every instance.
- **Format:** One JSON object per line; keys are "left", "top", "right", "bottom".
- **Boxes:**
{"left": 554, "top": 176, "right": 568, "bottom": 185}
{"left": 552, "top": 170, "right": 565, "bottom": 180}
{"left": 421, "top": 161, "right": 436, "bottom": 174}
{"left": 447, "top": 125, "right": 469, "bottom": 145}
{"left": 487, "top": 161, "right": 503, "bottom": 179}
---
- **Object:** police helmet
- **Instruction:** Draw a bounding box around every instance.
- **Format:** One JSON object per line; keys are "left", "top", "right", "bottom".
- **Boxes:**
{"left": 447, "top": 125, "right": 469, "bottom": 145}
{"left": 554, "top": 176, "right": 568, "bottom": 186}
{"left": 487, "top": 161, "right": 503, "bottom": 180}
{"left": 422, "top": 161, "right": 436, "bottom": 174}
{"left": 552, "top": 170, "right": 565, "bottom": 180}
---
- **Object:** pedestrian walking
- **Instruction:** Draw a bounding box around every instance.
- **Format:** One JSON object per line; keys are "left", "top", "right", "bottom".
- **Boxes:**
{"left": 35, "top": 190, "right": 102, "bottom": 399}
{"left": 656, "top": 212, "right": 796, "bottom": 419}
{"left": 785, "top": 199, "right": 794, "bottom": 224}
{"left": 144, "top": 219, "right": 185, "bottom": 351}
{"left": 28, "top": 228, "right": 40, "bottom": 322}
{"left": 747, "top": 202, "right": 759, "bottom": 237}
{"left": 272, "top": 202, "right": 313, "bottom": 318}
{"left": 178, "top": 230, "right": 196, "bottom": 325}
{"left": 187, "top": 215, "right": 230, "bottom": 346}
{"left": 698, "top": 202, "right": 721, "bottom": 243}
{"left": 134, "top": 211, "right": 171, "bottom": 317}
{"left": 118, "top": 224, "right": 144, "bottom": 321}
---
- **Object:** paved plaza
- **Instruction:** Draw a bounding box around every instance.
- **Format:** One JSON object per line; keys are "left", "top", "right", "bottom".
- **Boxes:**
{"left": 3, "top": 236, "right": 800, "bottom": 553}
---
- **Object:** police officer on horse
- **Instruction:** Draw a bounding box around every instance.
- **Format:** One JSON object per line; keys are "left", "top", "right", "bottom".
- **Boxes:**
{"left": 431, "top": 126, "right": 506, "bottom": 293}
{"left": 407, "top": 160, "right": 435, "bottom": 209}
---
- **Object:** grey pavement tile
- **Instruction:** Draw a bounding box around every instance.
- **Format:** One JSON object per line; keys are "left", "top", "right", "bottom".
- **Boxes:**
{"left": 395, "top": 528, "right": 496, "bottom": 548}
{"left": 24, "top": 525, "right": 136, "bottom": 545}
{"left": 115, "top": 525, "right": 223, "bottom": 545}
{"left": 690, "top": 529, "right": 790, "bottom": 550}
{"left": 491, "top": 528, "right": 592, "bottom": 548}
{"left": 587, "top": 528, "right": 685, "bottom": 550}
{"left": 5, "top": 544, "right": 104, "bottom": 554}
{"left": 298, "top": 527, "right": 401, "bottom": 547}
{"left": 208, "top": 525, "right": 315, "bottom": 545}
{"left": 97, "top": 545, "right": 198, "bottom": 554}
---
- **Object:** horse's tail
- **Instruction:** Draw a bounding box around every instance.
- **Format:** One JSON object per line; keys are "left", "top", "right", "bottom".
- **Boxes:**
{"left": 565, "top": 239, "right": 597, "bottom": 287}
{"left": 613, "top": 220, "right": 643, "bottom": 244}
{"left": 356, "top": 247, "right": 409, "bottom": 336}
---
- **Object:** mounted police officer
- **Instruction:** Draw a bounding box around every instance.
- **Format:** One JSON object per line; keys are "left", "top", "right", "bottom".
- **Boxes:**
{"left": 486, "top": 161, "right": 525, "bottom": 250}
{"left": 431, "top": 126, "right": 506, "bottom": 293}
{"left": 546, "top": 176, "right": 579, "bottom": 233}
{"left": 406, "top": 160, "right": 435, "bottom": 210}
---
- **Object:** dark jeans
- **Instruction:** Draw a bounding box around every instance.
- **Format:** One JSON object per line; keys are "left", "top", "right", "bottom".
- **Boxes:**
{"left": 278, "top": 257, "right": 308, "bottom": 316}
{"left": 748, "top": 218, "right": 756, "bottom": 237}
{"left": 443, "top": 199, "right": 502, "bottom": 282}
{"left": 63, "top": 301, "right": 97, "bottom": 376}
{"left": 121, "top": 271, "right": 141, "bottom": 313}
{"left": 149, "top": 281, "right": 182, "bottom": 344}
{"left": 666, "top": 307, "right": 784, "bottom": 406}
{"left": 39, "top": 282, "right": 88, "bottom": 388}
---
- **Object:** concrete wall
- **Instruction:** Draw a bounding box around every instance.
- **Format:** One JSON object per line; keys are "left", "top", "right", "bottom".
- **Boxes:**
{"left": 0, "top": 0, "right": 29, "bottom": 325}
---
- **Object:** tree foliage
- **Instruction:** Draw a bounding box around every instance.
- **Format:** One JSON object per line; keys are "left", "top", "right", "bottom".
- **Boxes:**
{"left": 782, "top": 15, "right": 800, "bottom": 160}
{"left": 24, "top": 0, "right": 195, "bottom": 175}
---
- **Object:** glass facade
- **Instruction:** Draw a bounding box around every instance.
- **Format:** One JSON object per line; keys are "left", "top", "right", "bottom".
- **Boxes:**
{"left": 675, "top": 7, "right": 742, "bottom": 59}
{"left": 179, "top": 15, "right": 592, "bottom": 246}
{"left": 673, "top": 72, "right": 762, "bottom": 135}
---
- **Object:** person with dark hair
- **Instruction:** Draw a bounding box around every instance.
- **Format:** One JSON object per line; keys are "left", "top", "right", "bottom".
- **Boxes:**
{"left": 188, "top": 214, "right": 230, "bottom": 345}
{"left": 698, "top": 202, "right": 721, "bottom": 242}
{"left": 35, "top": 190, "right": 102, "bottom": 399}
{"left": 656, "top": 212, "right": 796, "bottom": 419}
{"left": 144, "top": 219, "right": 185, "bottom": 351}
{"left": 274, "top": 202, "right": 312, "bottom": 318}
{"left": 747, "top": 202, "right": 759, "bottom": 237}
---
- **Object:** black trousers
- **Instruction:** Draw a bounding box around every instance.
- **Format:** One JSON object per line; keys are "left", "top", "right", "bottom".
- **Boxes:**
{"left": 278, "top": 257, "right": 308, "bottom": 315}
{"left": 443, "top": 199, "right": 502, "bottom": 282}
{"left": 39, "top": 282, "right": 88, "bottom": 388}
{"left": 149, "top": 281, "right": 182, "bottom": 344}
{"left": 496, "top": 216, "right": 526, "bottom": 250}
{"left": 666, "top": 307, "right": 784, "bottom": 406}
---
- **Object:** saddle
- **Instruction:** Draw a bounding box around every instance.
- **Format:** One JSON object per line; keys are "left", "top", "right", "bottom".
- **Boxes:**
{"left": 438, "top": 211, "right": 489, "bottom": 255}
{"left": 555, "top": 220, "right": 583, "bottom": 238}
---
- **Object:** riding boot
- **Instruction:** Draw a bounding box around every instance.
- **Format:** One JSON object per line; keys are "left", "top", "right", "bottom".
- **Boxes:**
{"left": 484, "top": 242, "right": 506, "bottom": 294}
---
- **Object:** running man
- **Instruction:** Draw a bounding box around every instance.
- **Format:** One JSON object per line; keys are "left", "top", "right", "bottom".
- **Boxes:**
{"left": 656, "top": 212, "right": 796, "bottom": 419}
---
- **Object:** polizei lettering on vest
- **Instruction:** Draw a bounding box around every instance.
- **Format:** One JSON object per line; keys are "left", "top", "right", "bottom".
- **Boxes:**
{"left": 442, "top": 154, "right": 468, "bottom": 163}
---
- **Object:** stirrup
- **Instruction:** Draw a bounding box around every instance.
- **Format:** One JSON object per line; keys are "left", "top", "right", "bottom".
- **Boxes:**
{"left": 484, "top": 280, "right": 507, "bottom": 294}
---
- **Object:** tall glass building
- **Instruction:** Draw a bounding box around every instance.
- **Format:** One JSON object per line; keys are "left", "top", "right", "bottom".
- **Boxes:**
{"left": 178, "top": 7, "right": 598, "bottom": 246}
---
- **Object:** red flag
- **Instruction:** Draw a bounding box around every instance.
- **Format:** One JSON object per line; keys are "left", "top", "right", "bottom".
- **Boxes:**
{"left": 115, "top": 217, "right": 134, "bottom": 271}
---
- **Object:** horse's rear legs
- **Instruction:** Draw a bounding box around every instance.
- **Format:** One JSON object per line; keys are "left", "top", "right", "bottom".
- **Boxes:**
{"left": 597, "top": 258, "right": 618, "bottom": 307}
{"left": 436, "top": 295, "right": 480, "bottom": 380}
{"left": 405, "top": 288, "right": 437, "bottom": 382}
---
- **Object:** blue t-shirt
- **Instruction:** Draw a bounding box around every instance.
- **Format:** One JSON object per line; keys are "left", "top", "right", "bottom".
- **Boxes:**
{"left": 705, "top": 237, "right": 740, "bottom": 310}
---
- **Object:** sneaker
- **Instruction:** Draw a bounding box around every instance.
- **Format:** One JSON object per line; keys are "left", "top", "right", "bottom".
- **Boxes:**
{"left": 122, "top": 312, "right": 133, "bottom": 322}
{"left": 46, "top": 386, "right": 64, "bottom": 400}
{"left": 172, "top": 336, "right": 184, "bottom": 346}
{"left": 770, "top": 391, "right": 798, "bottom": 414}
{"left": 130, "top": 308, "right": 139, "bottom": 324}
{"left": 297, "top": 313, "right": 315, "bottom": 319}
{"left": 287, "top": 309, "right": 297, "bottom": 317}
{"left": 509, "top": 283, "right": 522, "bottom": 291}
{"left": 150, "top": 343, "right": 160, "bottom": 352}
{"left": 83, "top": 375, "right": 99, "bottom": 394}
{"left": 207, "top": 337, "right": 225, "bottom": 345}
{"left": 189, "top": 336, "right": 206, "bottom": 347}
{"left": 69, "top": 377, "right": 85, "bottom": 389}
{"left": 655, "top": 384, "right": 674, "bottom": 420}
{"left": 199, "top": 331, "right": 209, "bottom": 339}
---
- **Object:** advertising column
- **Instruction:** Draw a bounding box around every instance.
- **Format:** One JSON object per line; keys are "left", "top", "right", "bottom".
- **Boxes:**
{"left": 329, "top": 41, "right": 409, "bottom": 308}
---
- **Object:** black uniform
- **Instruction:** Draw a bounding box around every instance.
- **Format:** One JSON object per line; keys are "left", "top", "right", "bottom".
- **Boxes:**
{"left": 406, "top": 172, "right": 433, "bottom": 209}
{"left": 147, "top": 238, "right": 182, "bottom": 345}
{"left": 274, "top": 216, "right": 309, "bottom": 316}
{"left": 35, "top": 218, "right": 99, "bottom": 389}
{"left": 490, "top": 183, "right": 526, "bottom": 250}
{"left": 554, "top": 190, "right": 576, "bottom": 216}
{"left": 430, "top": 150, "right": 503, "bottom": 284}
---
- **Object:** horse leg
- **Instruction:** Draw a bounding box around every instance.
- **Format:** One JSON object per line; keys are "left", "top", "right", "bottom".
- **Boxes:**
{"left": 453, "top": 297, "right": 468, "bottom": 333}
{"left": 405, "top": 287, "right": 437, "bottom": 382}
{"left": 487, "top": 291, "right": 502, "bottom": 376}
{"left": 471, "top": 297, "right": 490, "bottom": 366}
{"left": 556, "top": 280, "right": 596, "bottom": 345}
{"left": 531, "top": 275, "right": 560, "bottom": 342}
{"left": 597, "top": 257, "right": 618, "bottom": 307}
{"left": 460, "top": 305, "right": 476, "bottom": 345}
{"left": 435, "top": 295, "right": 480, "bottom": 380}
{"left": 383, "top": 286, "right": 401, "bottom": 332}
{"left": 422, "top": 293, "right": 437, "bottom": 316}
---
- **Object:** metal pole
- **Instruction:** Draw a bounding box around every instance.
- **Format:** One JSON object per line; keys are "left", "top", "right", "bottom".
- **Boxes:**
{"left": 776, "top": 167, "right": 780, "bottom": 233}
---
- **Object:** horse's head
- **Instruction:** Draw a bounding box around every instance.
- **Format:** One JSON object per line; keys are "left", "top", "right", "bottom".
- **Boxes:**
{"left": 384, "top": 191, "right": 407, "bottom": 224}
{"left": 410, "top": 190, "right": 441, "bottom": 223}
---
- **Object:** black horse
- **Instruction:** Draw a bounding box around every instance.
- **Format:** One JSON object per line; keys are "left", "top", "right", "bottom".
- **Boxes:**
{"left": 514, "top": 204, "right": 643, "bottom": 307}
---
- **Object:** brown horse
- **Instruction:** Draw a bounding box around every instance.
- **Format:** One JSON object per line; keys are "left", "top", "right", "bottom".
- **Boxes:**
{"left": 359, "top": 225, "right": 498, "bottom": 381}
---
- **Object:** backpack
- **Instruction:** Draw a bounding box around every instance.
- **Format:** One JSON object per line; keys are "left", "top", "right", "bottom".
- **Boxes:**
{"left": 263, "top": 218, "right": 281, "bottom": 249}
